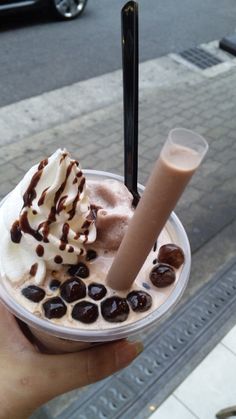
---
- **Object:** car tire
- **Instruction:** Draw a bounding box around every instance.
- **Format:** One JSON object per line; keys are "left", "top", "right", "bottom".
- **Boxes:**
{"left": 52, "top": 0, "right": 87, "bottom": 20}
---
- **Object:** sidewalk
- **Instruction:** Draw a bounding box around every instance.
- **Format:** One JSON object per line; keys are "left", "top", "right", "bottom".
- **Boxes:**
{"left": 149, "top": 324, "right": 236, "bottom": 419}
{"left": 1, "top": 40, "right": 236, "bottom": 419}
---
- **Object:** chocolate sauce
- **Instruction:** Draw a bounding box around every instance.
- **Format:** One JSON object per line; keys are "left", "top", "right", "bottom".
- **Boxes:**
{"left": 60, "top": 153, "right": 68, "bottom": 164}
{"left": 57, "top": 195, "right": 68, "bottom": 214}
{"left": 73, "top": 177, "right": 78, "bottom": 184}
{"left": 32, "top": 210, "right": 38, "bottom": 215}
{"left": 38, "top": 221, "right": 50, "bottom": 243}
{"left": 38, "top": 187, "right": 49, "bottom": 206}
{"left": 81, "top": 220, "right": 91, "bottom": 229}
{"left": 42, "top": 222, "right": 50, "bottom": 243}
{"left": 36, "top": 244, "right": 44, "bottom": 257}
{"left": 23, "top": 170, "right": 42, "bottom": 208}
{"left": 67, "top": 192, "right": 80, "bottom": 221}
{"left": 20, "top": 212, "right": 42, "bottom": 242}
{"left": 153, "top": 241, "right": 157, "bottom": 252}
{"left": 77, "top": 171, "right": 82, "bottom": 178}
{"left": 83, "top": 229, "right": 89, "bottom": 244}
{"left": 54, "top": 255, "right": 63, "bottom": 264}
{"left": 59, "top": 223, "right": 69, "bottom": 251}
{"left": 68, "top": 246, "right": 74, "bottom": 253}
{"left": 74, "top": 231, "right": 80, "bottom": 240}
{"left": 78, "top": 177, "right": 85, "bottom": 193}
{"left": 30, "top": 263, "right": 38, "bottom": 276}
{"left": 47, "top": 206, "right": 56, "bottom": 224}
{"left": 48, "top": 161, "right": 76, "bottom": 223}
{"left": 10, "top": 220, "right": 22, "bottom": 243}
{"left": 38, "top": 158, "right": 48, "bottom": 171}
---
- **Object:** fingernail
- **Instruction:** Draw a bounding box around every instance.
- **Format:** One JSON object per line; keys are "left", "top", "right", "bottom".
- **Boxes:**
{"left": 135, "top": 341, "right": 144, "bottom": 356}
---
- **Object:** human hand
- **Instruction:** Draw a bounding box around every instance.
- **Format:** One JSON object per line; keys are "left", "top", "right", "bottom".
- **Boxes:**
{"left": 0, "top": 303, "right": 142, "bottom": 419}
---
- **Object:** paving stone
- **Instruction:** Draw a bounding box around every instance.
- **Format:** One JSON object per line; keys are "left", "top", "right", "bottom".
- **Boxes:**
{"left": 0, "top": 161, "right": 25, "bottom": 183}
{"left": 0, "top": 180, "right": 16, "bottom": 199}
{"left": 179, "top": 187, "right": 203, "bottom": 208}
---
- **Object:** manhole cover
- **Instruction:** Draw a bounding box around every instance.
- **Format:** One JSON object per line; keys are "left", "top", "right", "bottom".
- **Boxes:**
{"left": 179, "top": 46, "right": 223, "bottom": 69}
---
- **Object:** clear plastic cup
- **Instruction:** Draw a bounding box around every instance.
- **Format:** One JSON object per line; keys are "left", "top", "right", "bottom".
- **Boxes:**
{"left": 0, "top": 170, "right": 191, "bottom": 353}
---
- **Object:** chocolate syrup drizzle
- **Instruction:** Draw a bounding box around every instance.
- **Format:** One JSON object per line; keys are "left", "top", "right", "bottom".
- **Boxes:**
{"left": 38, "top": 187, "right": 49, "bottom": 206}
{"left": 38, "top": 158, "right": 48, "bottom": 171}
{"left": 20, "top": 211, "right": 43, "bottom": 242}
{"left": 60, "top": 153, "right": 68, "bottom": 164}
{"left": 68, "top": 177, "right": 85, "bottom": 221}
{"left": 36, "top": 244, "right": 44, "bottom": 257}
{"left": 54, "top": 255, "right": 63, "bottom": 264}
{"left": 10, "top": 220, "right": 22, "bottom": 243}
{"left": 57, "top": 195, "right": 68, "bottom": 214}
{"left": 23, "top": 158, "right": 48, "bottom": 208}
{"left": 153, "top": 241, "right": 157, "bottom": 252}
{"left": 59, "top": 223, "right": 69, "bottom": 251}
{"left": 30, "top": 263, "right": 38, "bottom": 276}
{"left": 9, "top": 153, "right": 93, "bottom": 267}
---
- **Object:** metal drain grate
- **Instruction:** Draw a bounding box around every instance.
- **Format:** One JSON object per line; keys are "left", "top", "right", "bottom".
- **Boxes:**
{"left": 179, "top": 46, "right": 223, "bottom": 69}
{"left": 34, "top": 258, "right": 236, "bottom": 419}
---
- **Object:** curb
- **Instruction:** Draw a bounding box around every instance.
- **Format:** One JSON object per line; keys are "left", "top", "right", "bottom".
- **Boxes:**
{"left": 1, "top": 39, "right": 235, "bottom": 148}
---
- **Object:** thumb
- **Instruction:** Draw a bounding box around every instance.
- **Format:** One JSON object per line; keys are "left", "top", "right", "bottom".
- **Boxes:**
{"left": 34, "top": 340, "right": 142, "bottom": 403}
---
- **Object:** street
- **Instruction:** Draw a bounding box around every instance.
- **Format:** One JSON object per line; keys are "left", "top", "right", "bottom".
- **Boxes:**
{"left": 0, "top": 0, "right": 236, "bottom": 107}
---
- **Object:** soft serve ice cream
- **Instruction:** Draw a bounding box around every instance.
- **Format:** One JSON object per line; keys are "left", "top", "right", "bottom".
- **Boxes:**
{"left": 0, "top": 149, "right": 96, "bottom": 285}
{"left": 0, "top": 149, "right": 185, "bottom": 331}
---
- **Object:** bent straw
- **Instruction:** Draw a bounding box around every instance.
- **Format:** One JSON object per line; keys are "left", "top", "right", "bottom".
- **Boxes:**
{"left": 106, "top": 128, "right": 208, "bottom": 291}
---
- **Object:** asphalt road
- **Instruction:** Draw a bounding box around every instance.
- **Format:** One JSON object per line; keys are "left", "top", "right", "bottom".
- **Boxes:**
{"left": 0, "top": 0, "right": 236, "bottom": 107}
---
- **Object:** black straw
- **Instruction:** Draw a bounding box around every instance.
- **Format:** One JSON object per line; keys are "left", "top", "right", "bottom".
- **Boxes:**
{"left": 122, "top": 1, "right": 140, "bottom": 207}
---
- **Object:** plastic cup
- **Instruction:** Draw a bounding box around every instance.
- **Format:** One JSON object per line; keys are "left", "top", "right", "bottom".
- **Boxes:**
{"left": 0, "top": 170, "right": 191, "bottom": 353}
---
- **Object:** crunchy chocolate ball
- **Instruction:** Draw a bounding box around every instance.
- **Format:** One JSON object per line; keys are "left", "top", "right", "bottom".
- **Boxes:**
{"left": 150, "top": 263, "right": 176, "bottom": 287}
{"left": 43, "top": 297, "right": 67, "bottom": 319}
{"left": 21, "top": 285, "right": 45, "bottom": 302}
{"left": 72, "top": 301, "right": 98, "bottom": 324}
{"left": 157, "top": 244, "right": 185, "bottom": 268}
{"left": 49, "top": 279, "right": 61, "bottom": 291}
{"left": 88, "top": 283, "right": 107, "bottom": 301}
{"left": 68, "top": 262, "right": 89, "bottom": 278}
{"left": 127, "top": 290, "right": 152, "bottom": 312}
{"left": 60, "top": 277, "right": 86, "bottom": 303}
{"left": 101, "top": 297, "right": 129, "bottom": 323}
{"left": 86, "top": 249, "right": 97, "bottom": 261}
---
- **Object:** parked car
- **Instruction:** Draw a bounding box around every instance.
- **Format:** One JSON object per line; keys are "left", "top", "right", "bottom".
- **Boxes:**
{"left": 0, "top": 0, "right": 87, "bottom": 20}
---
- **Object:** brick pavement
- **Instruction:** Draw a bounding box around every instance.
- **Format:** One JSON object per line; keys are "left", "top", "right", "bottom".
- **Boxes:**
{"left": 1, "top": 68, "right": 235, "bottom": 256}
{"left": 0, "top": 58, "right": 236, "bottom": 419}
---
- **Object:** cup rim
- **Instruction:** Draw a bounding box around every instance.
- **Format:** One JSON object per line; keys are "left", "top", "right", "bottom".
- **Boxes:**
{"left": 0, "top": 169, "right": 191, "bottom": 342}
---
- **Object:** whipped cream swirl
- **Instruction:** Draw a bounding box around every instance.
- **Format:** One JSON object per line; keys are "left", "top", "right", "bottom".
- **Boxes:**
{"left": 0, "top": 149, "right": 96, "bottom": 285}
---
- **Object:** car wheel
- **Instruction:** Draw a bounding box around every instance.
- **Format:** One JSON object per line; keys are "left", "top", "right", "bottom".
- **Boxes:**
{"left": 52, "top": 0, "right": 87, "bottom": 20}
